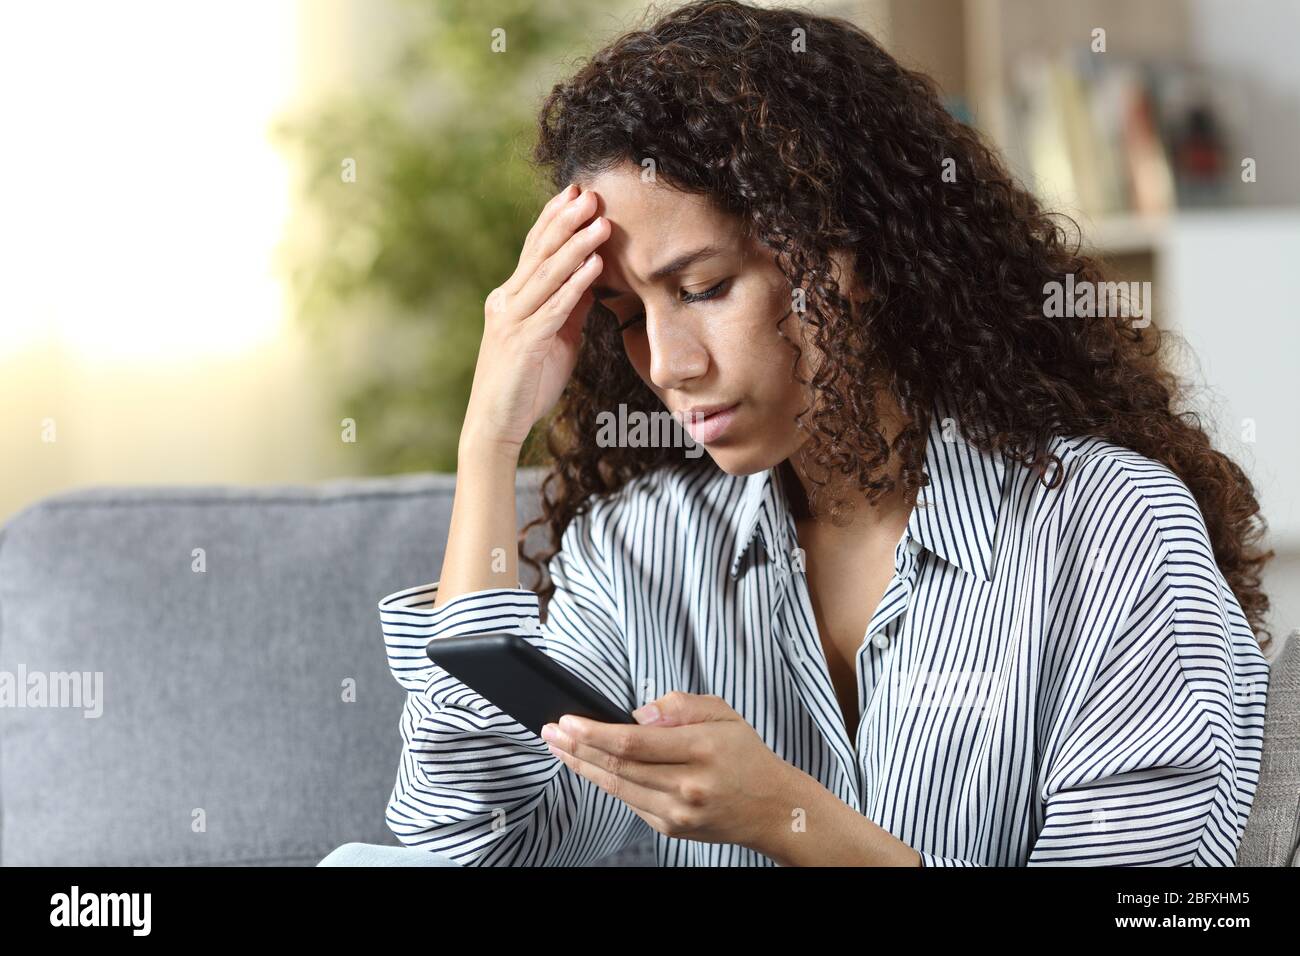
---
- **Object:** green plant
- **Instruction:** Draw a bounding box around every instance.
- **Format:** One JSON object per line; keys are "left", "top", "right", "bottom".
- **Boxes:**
{"left": 274, "top": 0, "right": 631, "bottom": 473}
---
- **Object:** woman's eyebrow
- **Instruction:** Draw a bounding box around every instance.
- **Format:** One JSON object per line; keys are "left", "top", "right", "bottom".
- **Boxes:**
{"left": 591, "top": 244, "right": 727, "bottom": 300}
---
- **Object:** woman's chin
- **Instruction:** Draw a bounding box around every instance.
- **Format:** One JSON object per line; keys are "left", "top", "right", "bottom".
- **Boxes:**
{"left": 698, "top": 444, "right": 785, "bottom": 477}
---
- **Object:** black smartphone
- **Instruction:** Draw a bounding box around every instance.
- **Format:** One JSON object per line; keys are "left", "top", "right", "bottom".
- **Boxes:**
{"left": 424, "top": 632, "right": 637, "bottom": 737}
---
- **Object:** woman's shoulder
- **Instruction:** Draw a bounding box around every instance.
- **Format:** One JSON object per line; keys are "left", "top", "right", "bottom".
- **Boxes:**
{"left": 1042, "top": 430, "right": 1216, "bottom": 568}
{"left": 1023, "top": 432, "right": 1267, "bottom": 669}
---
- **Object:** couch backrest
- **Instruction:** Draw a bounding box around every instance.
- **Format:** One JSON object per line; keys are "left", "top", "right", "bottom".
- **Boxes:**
{"left": 0, "top": 469, "right": 550, "bottom": 865}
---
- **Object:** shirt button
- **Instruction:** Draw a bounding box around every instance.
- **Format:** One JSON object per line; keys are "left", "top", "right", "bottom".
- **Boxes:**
{"left": 871, "top": 632, "right": 890, "bottom": 650}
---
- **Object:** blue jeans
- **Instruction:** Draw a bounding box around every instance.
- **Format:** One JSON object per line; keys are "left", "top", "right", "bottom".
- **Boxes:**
{"left": 317, "top": 842, "right": 464, "bottom": 867}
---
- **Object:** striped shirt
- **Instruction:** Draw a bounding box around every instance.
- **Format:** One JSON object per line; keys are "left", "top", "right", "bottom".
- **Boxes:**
{"left": 379, "top": 391, "right": 1270, "bottom": 866}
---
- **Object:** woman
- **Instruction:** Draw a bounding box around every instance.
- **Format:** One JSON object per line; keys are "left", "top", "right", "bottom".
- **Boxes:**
{"left": 321, "top": 0, "right": 1274, "bottom": 867}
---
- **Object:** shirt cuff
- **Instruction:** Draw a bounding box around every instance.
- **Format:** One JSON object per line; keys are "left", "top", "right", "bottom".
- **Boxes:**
{"left": 379, "top": 580, "right": 548, "bottom": 713}
{"left": 378, "top": 580, "right": 543, "bottom": 640}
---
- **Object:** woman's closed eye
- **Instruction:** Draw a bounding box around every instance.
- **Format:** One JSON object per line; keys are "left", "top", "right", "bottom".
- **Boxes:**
{"left": 616, "top": 279, "right": 731, "bottom": 332}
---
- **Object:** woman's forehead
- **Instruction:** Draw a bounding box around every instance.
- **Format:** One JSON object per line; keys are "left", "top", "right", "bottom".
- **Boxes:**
{"left": 581, "top": 165, "right": 720, "bottom": 227}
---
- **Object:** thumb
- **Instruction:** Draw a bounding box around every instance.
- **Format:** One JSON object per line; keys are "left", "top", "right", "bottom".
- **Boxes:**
{"left": 633, "top": 692, "right": 729, "bottom": 727}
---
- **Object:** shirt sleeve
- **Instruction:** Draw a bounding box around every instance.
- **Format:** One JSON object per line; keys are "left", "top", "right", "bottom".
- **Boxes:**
{"left": 379, "top": 501, "right": 653, "bottom": 865}
{"left": 920, "top": 493, "right": 1270, "bottom": 868}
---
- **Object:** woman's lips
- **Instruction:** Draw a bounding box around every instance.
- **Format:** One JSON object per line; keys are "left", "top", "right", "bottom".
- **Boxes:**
{"left": 679, "top": 403, "right": 740, "bottom": 444}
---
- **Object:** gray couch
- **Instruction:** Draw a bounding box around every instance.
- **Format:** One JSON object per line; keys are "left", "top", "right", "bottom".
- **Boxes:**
{"left": 0, "top": 469, "right": 1295, "bottom": 866}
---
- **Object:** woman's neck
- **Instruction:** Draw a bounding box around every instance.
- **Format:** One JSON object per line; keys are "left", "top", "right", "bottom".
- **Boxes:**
{"left": 781, "top": 390, "right": 917, "bottom": 533}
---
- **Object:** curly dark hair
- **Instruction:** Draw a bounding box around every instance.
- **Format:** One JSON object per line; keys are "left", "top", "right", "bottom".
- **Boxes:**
{"left": 518, "top": 0, "right": 1275, "bottom": 652}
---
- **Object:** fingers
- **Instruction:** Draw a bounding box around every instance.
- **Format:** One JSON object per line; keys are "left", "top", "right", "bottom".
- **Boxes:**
{"left": 547, "top": 716, "right": 703, "bottom": 764}
{"left": 512, "top": 203, "right": 608, "bottom": 320}
{"left": 503, "top": 185, "right": 594, "bottom": 297}
{"left": 533, "top": 187, "right": 599, "bottom": 266}
{"left": 547, "top": 738, "right": 689, "bottom": 809}
{"left": 520, "top": 184, "right": 578, "bottom": 260}
{"left": 561, "top": 748, "right": 681, "bottom": 828}
{"left": 498, "top": 184, "right": 572, "bottom": 297}
{"left": 524, "top": 250, "right": 603, "bottom": 339}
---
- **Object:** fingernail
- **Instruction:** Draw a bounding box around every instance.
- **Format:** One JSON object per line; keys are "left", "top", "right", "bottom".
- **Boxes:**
{"left": 541, "top": 723, "right": 557, "bottom": 741}
{"left": 633, "top": 703, "right": 660, "bottom": 723}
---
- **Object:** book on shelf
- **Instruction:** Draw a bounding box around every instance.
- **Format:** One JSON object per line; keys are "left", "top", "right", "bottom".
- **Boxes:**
{"left": 1006, "top": 52, "right": 1233, "bottom": 225}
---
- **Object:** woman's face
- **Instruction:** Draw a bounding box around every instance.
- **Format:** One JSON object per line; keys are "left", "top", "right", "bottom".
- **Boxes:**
{"left": 581, "top": 161, "right": 852, "bottom": 476}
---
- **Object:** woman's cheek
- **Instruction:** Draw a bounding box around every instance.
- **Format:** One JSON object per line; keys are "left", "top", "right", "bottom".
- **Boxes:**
{"left": 622, "top": 334, "right": 650, "bottom": 379}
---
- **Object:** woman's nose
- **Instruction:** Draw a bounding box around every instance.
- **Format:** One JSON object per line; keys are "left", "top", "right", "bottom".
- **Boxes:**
{"left": 645, "top": 314, "right": 708, "bottom": 391}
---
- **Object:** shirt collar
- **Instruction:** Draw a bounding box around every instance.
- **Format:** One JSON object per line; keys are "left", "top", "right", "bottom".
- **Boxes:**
{"left": 727, "top": 390, "right": 1008, "bottom": 582}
